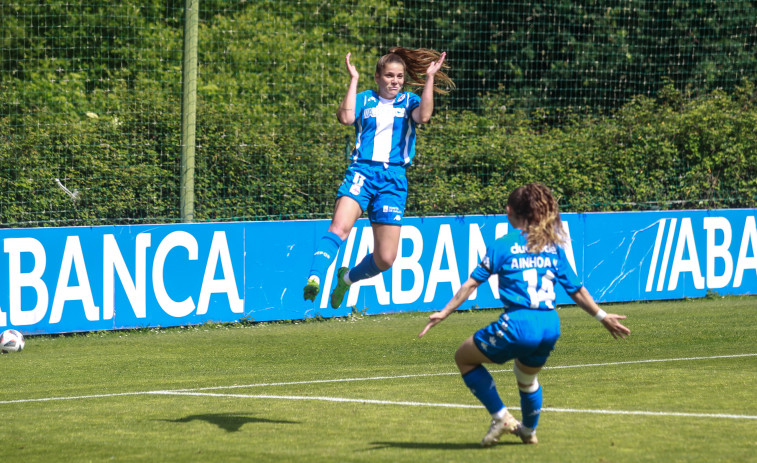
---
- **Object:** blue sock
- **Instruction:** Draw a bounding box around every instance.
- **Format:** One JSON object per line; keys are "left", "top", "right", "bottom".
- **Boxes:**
{"left": 348, "top": 253, "right": 382, "bottom": 283}
{"left": 309, "top": 232, "right": 343, "bottom": 281}
{"left": 519, "top": 385, "right": 543, "bottom": 429}
{"left": 462, "top": 365, "right": 505, "bottom": 415}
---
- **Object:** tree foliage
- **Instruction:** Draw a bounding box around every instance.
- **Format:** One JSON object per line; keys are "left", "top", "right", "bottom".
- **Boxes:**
{"left": 0, "top": 1, "right": 755, "bottom": 227}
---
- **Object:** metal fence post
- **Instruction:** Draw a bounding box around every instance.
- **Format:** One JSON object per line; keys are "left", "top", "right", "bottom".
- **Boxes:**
{"left": 180, "top": 0, "right": 198, "bottom": 222}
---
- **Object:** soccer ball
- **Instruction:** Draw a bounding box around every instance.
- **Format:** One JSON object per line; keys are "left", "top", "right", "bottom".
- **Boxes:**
{"left": 0, "top": 329, "right": 25, "bottom": 353}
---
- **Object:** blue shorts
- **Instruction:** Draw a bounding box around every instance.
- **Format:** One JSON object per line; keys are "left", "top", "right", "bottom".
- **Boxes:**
{"left": 336, "top": 161, "right": 408, "bottom": 225}
{"left": 473, "top": 308, "right": 561, "bottom": 368}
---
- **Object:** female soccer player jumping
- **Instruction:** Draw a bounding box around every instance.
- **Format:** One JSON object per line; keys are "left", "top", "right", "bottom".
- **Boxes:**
{"left": 304, "top": 48, "right": 454, "bottom": 307}
{"left": 419, "top": 183, "right": 631, "bottom": 446}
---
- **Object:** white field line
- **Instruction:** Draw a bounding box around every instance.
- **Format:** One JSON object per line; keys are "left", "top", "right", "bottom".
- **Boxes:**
{"left": 4, "top": 389, "right": 756, "bottom": 420}
{"left": 1, "top": 352, "right": 756, "bottom": 421}
{"left": 542, "top": 353, "right": 757, "bottom": 370}
{"left": 172, "top": 352, "right": 757, "bottom": 392}
{"left": 149, "top": 391, "right": 757, "bottom": 420}
{"left": 0, "top": 392, "right": 149, "bottom": 404}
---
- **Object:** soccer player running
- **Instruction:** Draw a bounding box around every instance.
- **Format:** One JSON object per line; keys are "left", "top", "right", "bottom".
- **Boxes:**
{"left": 304, "top": 48, "right": 454, "bottom": 307}
{"left": 418, "top": 183, "right": 631, "bottom": 446}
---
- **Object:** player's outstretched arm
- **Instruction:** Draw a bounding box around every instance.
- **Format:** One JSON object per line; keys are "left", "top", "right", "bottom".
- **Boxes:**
{"left": 570, "top": 287, "right": 631, "bottom": 339}
{"left": 336, "top": 52, "right": 359, "bottom": 126}
{"left": 413, "top": 51, "right": 446, "bottom": 124}
{"left": 418, "top": 276, "right": 480, "bottom": 338}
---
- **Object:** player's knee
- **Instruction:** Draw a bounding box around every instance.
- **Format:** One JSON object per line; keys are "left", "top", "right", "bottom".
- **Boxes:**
{"left": 514, "top": 363, "right": 539, "bottom": 393}
{"left": 373, "top": 252, "right": 396, "bottom": 271}
{"left": 453, "top": 345, "right": 466, "bottom": 368}
{"left": 454, "top": 345, "right": 474, "bottom": 372}
{"left": 327, "top": 224, "right": 351, "bottom": 241}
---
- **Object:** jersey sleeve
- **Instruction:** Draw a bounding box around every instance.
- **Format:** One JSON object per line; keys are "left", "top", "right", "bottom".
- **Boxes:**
{"left": 555, "top": 246, "right": 583, "bottom": 294}
{"left": 354, "top": 91, "right": 369, "bottom": 123}
{"left": 407, "top": 92, "right": 421, "bottom": 111}
{"left": 470, "top": 246, "right": 495, "bottom": 282}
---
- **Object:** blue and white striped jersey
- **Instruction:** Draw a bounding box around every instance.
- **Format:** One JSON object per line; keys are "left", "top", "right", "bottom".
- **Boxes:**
{"left": 350, "top": 90, "right": 421, "bottom": 165}
{"left": 471, "top": 230, "right": 583, "bottom": 311}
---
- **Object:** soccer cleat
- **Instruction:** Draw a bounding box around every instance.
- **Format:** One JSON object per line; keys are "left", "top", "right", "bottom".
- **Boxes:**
{"left": 480, "top": 410, "right": 519, "bottom": 447}
{"left": 513, "top": 424, "right": 538, "bottom": 444}
{"left": 303, "top": 278, "right": 320, "bottom": 301}
{"left": 329, "top": 267, "right": 350, "bottom": 308}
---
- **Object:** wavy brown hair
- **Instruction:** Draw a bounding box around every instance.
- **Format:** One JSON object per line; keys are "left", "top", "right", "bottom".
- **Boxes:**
{"left": 375, "top": 47, "right": 455, "bottom": 94}
{"left": 507, "top": 183, "right": 568, "bottom": 253}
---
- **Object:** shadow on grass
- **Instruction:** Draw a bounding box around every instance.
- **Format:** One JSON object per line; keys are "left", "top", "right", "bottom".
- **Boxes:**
{"left": 162, "top": 413, "right": 298, "bottom": 432}
{"left": 369, "top": 441, "right": 521, "bottom": 450}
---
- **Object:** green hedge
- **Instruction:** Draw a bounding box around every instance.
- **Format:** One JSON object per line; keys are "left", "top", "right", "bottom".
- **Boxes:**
{"left": 408, "top": 80, "right": 757, "bottom": 215}
{"left": 2, "top": 80, "right": 753, "bottom": 226}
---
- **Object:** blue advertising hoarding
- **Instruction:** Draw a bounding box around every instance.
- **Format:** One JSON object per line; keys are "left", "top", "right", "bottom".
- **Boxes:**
{"left": 1, "top": 209, "right": 755, "bottom": 335}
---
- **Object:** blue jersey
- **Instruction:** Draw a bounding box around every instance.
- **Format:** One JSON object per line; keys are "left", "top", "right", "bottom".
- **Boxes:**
{"left": 351, "top": 90, "right": 421, "bottom": 165}
{"left": 470, "top": 230, "right": 583, "bottom": 311}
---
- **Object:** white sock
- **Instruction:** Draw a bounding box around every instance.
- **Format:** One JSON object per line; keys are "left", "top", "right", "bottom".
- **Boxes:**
{"left": 493, "top": 408, "right": 509, "bottom": 420}
{"left": 519, "top": 425, "right": 534, "bottom": 435}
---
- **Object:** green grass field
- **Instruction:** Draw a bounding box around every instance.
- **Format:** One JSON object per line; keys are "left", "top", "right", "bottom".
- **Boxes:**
{"left": 2, "top": 296, "right": 756, "bottom": 462}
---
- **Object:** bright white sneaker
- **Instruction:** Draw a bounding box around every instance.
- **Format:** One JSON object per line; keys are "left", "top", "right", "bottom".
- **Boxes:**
{"left": 513, "top": 424, "right": 538, "bottom": 444}
{"left": 481, "top": 410, "right": 519, "bottom": 447}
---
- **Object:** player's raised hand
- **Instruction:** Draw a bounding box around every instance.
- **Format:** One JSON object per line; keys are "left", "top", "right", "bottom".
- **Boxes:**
{"left": 425, "top": 51, "right": 446, "bottom": 77}
{"left": 345, "top": 52, "right": 359, "bottom": 80}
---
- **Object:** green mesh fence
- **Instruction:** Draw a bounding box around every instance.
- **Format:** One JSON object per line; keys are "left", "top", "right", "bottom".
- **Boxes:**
{"left": 0, "top": 1, "right": 185, "bottom": 226}
{"left": 1, "top": 1, "right": 756, "bottom": 227}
